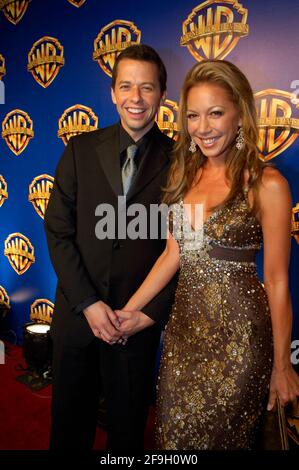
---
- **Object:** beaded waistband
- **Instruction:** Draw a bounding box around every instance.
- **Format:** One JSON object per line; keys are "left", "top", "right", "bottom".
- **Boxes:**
{"left": 208, "top": 244, "right": 257, "bottom": 262}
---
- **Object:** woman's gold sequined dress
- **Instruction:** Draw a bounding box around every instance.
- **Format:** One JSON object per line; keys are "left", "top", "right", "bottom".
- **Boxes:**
{"left": 156, "top": 191, "right": 273, "bottom": 450}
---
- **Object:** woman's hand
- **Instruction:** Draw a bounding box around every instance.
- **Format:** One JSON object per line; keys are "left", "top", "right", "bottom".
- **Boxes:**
{"left": 114, "top": 309, "right": 155, "bottom": 344}
{"left": 267, "top": 364, "right": 299, "bottom": 410}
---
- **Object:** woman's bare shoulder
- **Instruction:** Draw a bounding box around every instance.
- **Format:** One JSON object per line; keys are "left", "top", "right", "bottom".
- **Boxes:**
{"left": 258, "top": 166, "right": 291, "bottom": 216}
{"left": 260, "top": 166, "right": 290, "bottom": 193}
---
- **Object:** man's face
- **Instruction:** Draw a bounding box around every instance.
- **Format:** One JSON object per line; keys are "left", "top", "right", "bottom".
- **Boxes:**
{"left": 111, "top": 59, "right": 165, "bottom": 141}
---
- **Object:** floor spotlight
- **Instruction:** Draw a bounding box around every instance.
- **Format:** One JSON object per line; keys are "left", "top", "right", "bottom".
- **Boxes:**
{"left": 19, "top": 299, "right": 54, "bottom": 389}
{"left": 23, "top": 321, "right": 51, "bottom": 376}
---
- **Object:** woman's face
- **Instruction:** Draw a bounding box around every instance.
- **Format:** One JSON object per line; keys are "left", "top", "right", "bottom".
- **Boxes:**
{"left": 186, "top": 82, "right": 242, "bottom": 163}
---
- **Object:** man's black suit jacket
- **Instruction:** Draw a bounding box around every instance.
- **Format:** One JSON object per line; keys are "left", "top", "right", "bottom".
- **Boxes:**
{"left": 44, "top": 123, "right": 177, "bottom": 348}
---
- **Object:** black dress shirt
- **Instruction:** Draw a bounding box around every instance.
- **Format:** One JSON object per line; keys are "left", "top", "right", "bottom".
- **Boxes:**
{"left": 119, "top": 121, "right": 156, "bottom": 170}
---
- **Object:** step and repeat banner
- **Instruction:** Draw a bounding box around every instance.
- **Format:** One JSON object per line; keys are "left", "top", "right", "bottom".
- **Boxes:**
{"left": 0, "top": 0, "right": 298, "bottom": 350}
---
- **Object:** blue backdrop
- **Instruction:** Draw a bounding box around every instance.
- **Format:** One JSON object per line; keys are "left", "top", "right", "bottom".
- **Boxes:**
{"left": 0, "top": 0, "right": 298, "bottom": 347}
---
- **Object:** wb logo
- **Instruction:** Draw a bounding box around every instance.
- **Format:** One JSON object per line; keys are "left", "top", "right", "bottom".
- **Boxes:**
{"left": 0, "top": 81, "right": 5, "bottom": 104}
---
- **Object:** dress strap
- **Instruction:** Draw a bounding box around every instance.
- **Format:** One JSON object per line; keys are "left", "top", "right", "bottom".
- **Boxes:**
{"left": 241, "top": 184, "right": 252, "bottom": 212}
{"left": 242, "top": 184, "right": 249, "bottom": 195}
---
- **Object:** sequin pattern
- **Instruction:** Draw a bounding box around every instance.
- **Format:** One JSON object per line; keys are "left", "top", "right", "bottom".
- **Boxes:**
{"left": 156, "top": 191, "right": 273, "bottom": 450}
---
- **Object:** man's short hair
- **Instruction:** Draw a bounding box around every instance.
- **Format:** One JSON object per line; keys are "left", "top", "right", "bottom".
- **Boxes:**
{"left": 111, "top": 44, "right": 167, "bottom": 93}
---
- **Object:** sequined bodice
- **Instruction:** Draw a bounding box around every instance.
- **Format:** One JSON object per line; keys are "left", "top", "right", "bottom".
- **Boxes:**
{"left": 200, "top": 191, "right": 262, "bottom": 246}
{"left": 171, "top": 191, "right": 263, "bottom": 270}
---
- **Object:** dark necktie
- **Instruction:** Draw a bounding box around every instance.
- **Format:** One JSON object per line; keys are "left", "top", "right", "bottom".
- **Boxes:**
{"left": 122, "top": 144, "right": 138, "bottom": 195}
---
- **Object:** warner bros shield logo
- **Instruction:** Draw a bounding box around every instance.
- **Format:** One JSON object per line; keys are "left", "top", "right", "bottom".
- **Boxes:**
{"left": 0, "top": 175, "right": 8, "bottom": 207}
{"left": 2, "top": 109, "right": 34, "bottom": 156}
{"left": 181, "top": 0, "right": 249, "bottom": 61}
{"left": 0, "top": 285, "right": 10, "bottom": 311}
{"left": 28, "top": 174, "right": 54, "bottom": 219}
{"left": 0, "top": 54, "right": 6, "bottom": 80}
{"left": 93, "top": 19, "right": 141, "bottom": 77}
{"left": 67, "top": 0, "right": 86, "bottom": 7}
{"left": 156, "top": 99, "right": 178, "bottom": 140}
{"left": 30, "top": 299, "right": 54, "bottom": 325}
{"left": 0, "top": 0, "right": 30, "bottom": 25}
{"left": 27, "top": 36, "right": 65, "bottom": 88}
{"left": 292, "top": 203, "right": 299, "bottom": 245}
{"left": 255, "top": 89, "right": 299, "bottom": 161}
{"left": 4, "top": 233, "right": 35, "bottom": 275}
{"left": 57, "top": 104, "right": 98, "bottom": 145}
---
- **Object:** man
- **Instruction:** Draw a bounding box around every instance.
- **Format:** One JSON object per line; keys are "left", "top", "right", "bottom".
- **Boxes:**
{"left": 44, "top": 45, "right": 177, "bottom": 452}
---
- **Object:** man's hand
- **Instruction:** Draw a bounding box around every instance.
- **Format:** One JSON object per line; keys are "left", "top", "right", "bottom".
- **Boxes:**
{"left": 115, "top": 309, "right": 155, "bottom": 342}
{"left": 83, "top": 300, "right": 122, "bottom": 345}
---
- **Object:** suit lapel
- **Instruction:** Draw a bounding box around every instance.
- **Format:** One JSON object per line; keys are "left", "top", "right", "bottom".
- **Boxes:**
{"left": 96, "top": 124, "right": 123, "bottom": 197}
{"left": 96, "top": 123, "right": 170, "bottom": 200}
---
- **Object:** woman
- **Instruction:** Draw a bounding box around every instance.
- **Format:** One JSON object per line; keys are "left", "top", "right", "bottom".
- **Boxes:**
{"left": 116, "top": 60, "right": 299, "bottom": 449}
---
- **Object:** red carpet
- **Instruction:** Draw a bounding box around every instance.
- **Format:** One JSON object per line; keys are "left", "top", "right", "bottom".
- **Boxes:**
{"left": 0, "top": 341, "right": 155, "bottom": 450}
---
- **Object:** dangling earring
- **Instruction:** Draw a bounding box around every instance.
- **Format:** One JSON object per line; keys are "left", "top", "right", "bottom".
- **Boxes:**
{"left": 236, "top": 127, "right": 244, "bottom": 150}
{"left": 189, "top": 138, "right": 197, "bottom": 153}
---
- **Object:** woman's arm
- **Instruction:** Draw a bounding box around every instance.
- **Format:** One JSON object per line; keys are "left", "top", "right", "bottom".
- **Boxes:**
{"left": 259, "top": 167, "right": 299, "bottom": 409}
{"left": 115, "top": 232, "right": 180, "bottom": 338}
{"left": 126, "top": 231, "right": 180, "bottom": 311}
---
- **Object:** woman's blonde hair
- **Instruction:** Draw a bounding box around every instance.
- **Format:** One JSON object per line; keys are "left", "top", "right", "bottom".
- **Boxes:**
{"left": 163, "top": 59, "right": 266, "bottom": 213}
